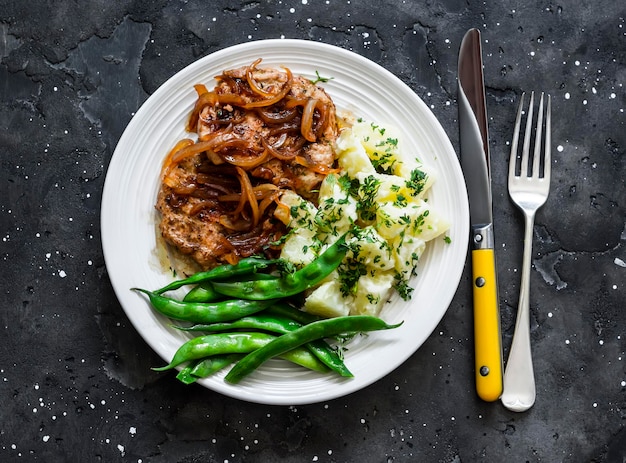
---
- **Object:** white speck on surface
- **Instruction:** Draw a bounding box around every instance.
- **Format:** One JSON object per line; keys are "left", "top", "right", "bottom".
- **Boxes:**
{"left": 565, "top": 92, "right": 571, "bottom": 99}
{"left": 129, "top": 426, "right": 137, "bottom": 436}
{"left": 59, "top": 270, "right": 67, "bottom": 278}
{"left": 557, "top": 145, "right": 564, "bottom": 152}
{"left": 614, "top": 258, "right": 626, "bottom": 267}
{"left": 117, "top": 444, "right": 125, "bottom": 455}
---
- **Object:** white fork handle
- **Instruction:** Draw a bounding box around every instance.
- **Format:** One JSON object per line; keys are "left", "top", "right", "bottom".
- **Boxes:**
{"left": 501, "top": 211, "right": 537, "bottom": 412}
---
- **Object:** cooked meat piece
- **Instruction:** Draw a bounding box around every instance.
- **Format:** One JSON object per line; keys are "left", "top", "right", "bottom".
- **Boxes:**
{"left": 197, "top": 65, "right": 337, "bottom": 197}
{"left": 157, "top": 60, "right": 339, "bottom": 270}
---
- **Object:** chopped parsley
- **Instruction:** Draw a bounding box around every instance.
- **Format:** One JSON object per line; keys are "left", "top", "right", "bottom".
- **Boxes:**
{"left": 356, "top": 175, "right": 381, "bottom": 222}
{"left": 311, "top": 70, "right": 333, "bottom": 84}
{"left": 338, "top": 259, "right": 368, "bottom": 297}
{"left": 406, "top": 168, "right": 428, "bottom": 196}
{"left": 393, "top": 272, "right": 414, "bottom": 300}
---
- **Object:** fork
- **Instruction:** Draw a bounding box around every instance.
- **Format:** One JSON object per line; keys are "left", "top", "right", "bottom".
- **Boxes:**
{"left": 501, "top": 91, "right": 552, "bottom": 412}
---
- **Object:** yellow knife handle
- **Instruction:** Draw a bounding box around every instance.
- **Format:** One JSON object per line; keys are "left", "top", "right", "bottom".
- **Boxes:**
{"left": 471, "top": 248, "right": 503, "bottom": 401}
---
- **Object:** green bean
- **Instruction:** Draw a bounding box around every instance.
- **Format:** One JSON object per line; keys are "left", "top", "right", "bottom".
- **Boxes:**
{"left": 183, "top": 282, "right": 223, "bottom": 303}
{"left": 224, "top": 316, "right": 402, "bottom": 383}
{"left": 172, "top": 314, "right": 303, "bottom": 334}
{"left": 211, "top": 233, "right": 349, "bottom": 300}
{"left": 176, "top": 359, "right": 201, "bottom": 384}
{"left": 266, "top": 302, "right": 322, "bottom": 325}
{"left": 182, "top": 273, "right": 279, "bottom": 303}
{"left": 132, "top": 288, "right": 275, "bottom": 323}
{"left": 176, "top": 354, "right": 243, "bottom": 384}
{"left": 172, "top": 313, "right": 353, "bottom": 377}
{"left": 154, "top": 257, "right": 280, "bottom": 294}
{"left": 191, "top": 354, "right": 242, "bottom": 377}
{"left": 153, "top": 332, "right": 329, "bottom": 374}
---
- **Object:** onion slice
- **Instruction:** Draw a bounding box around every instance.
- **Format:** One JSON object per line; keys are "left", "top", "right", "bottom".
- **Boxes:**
{"left": 301, "top": 98, "right": 319, "bottom": 142}
{"left": 161, "top": 138, "right": 195, "bottom": 185}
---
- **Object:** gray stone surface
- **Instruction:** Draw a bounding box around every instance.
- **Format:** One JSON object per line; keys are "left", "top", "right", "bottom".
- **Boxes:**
{"left": 1, "top": 1, "right": 624, "bottom": 461}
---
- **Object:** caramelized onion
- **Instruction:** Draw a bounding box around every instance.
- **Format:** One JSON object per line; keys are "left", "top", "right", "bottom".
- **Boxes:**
{"left": 268, "top": 124, "right": 301, "bottom": 137}
{"left": 219, "top": 184, "right": 279, "bottom": 202}
{"left": 258, "top": 190, "right": 281, "bottom": 218}
{"left": 215, "top": 75, "right": 242, "bottom": 94}
{"left": 215, "top": 92, "right": 251, "bottom": 107}
{"left": 237, "top": 167, "right": 260, "bottom": 227}
{"left": 261, "top": 137, "right": 298, "bottom": 161}
{"left": 256, "top": 107, "right": 298, "bottom": 124}
{"left": 219, "top": 215, "right": 253, "bottom": 232}
{"left": 187, "top": 86, "right": 216, "bottom": 132}
{"left": 271, "top": 133, "right": 288, "bottom": 148}
{"left": 189, "top": 200, "right": 217, "bottom": 216}
{"left": 227, "top": 226, "right": 271, "bottom": 248}
{"left": 195, "top": 173, "right": 235, "bottom": 189}
{"left": 161, "top": 138, "right": 195, "bottom": 184}
{"left": 246, "top": 58, "right": 275, "bottom": 98}
{"left": 284, "top": 97, "right": 308, "bottom": 109}
{"left": 294, "top": 155, "right": 340, "bottom": 175}
{"left": 214, "top": 137, "right": 255, "bottom": 152}
{"left": 171, "top": 184, "right": 198, "bottom": 195}
{"left": 221, "top": 147, "right": 270, "bottom": 169}
{"left": 253, "top": 183, "right": 280, "bottom": 195}
{"left": 301, "top": 98, "right": 318, "bottom": 142}
{"left": 314, "top": 102, "right": 329, "bottom": 137}
{"left": 169, "top": 136, "right": 223, "bottom": 165}
{"left": 243, "top": 67, "right": 293, "bottom": 108}
{"left": 199, "top": 111, "right": 245, "bottom": 128}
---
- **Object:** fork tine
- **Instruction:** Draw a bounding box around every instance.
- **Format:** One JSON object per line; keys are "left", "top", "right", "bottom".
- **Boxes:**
{"left": 520, "top": 91, "right": 535, "bottom": 177}
{"left": 543, "top": 94, "right": 552, "bottom": 181}
{"left": 531, "top": 93, "right": 545, "bottom": 178}
{"left": 509, "top": 92, "right": 526, "bottom": 180}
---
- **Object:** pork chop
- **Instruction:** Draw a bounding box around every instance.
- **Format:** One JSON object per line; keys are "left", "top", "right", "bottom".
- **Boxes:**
{"left": 156, "top": 61, "right": 339, "bottom": 270}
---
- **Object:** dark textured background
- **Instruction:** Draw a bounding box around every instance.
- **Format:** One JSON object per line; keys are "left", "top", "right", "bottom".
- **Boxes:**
{"left": 1, "top": 1, "right": 625, "bottom": 461}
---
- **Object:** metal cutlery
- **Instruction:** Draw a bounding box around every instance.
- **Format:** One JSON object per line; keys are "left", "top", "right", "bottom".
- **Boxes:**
{"left": 501, "top": 91, "right": 552, "bottom": 412}
{"left": 458, "top": 28, "right": 504, "bottom": 402}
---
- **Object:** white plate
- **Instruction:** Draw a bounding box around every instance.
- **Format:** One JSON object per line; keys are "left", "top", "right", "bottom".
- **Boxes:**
{"left": 101, "top": 39, "right": 469, "bottom": 405}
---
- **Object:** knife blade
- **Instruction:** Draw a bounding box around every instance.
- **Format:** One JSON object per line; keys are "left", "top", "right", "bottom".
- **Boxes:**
{"left": 457, "top": 28, "right": 503, "bottom": 402}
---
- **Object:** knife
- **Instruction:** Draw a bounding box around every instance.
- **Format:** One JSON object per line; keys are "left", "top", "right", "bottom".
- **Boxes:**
{"left": 457, "top": 28, "right": 503, "bottom": 402}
